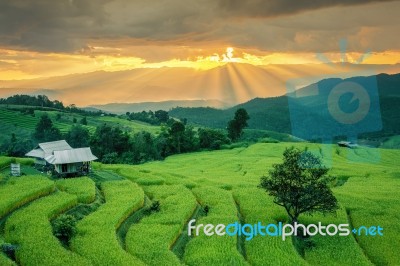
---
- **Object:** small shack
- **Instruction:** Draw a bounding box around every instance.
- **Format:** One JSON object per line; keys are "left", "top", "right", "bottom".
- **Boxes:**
{"left": 45, "top": 147, "right": 97, "bottom": 174}
{"left": 26, "top": 140, "right": 97, "bottom": 175}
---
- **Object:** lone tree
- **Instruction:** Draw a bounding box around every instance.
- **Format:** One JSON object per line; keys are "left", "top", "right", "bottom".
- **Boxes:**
{"left": 155, "top": 110, "right": 169, "bottom": 123}
{"left": 65, "top": 125, "right": 90, "bottom": 148}
{"left": 227, "top": 108, "right": 249, "bottom": 141}
{"left": 33, "top": 114, "right": 62, "bottom": 142}
{"left": 169, "top": 121, "right": 185, "bottom": 153}
{"left": 259, "top": 147, "right": 338, "bottom": 224}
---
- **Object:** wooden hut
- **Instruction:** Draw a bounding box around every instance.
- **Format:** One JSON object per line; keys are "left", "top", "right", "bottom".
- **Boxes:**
{"left": 44, "top": 147, "right": 97, "bottom": 174}
{"left": 26, "top": 140, "right": 97, "bottom": 175}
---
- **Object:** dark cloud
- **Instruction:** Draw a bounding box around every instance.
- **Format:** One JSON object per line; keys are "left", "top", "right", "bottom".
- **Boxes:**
{"left": 0, "top": 0, "right": 110, "bottom": 51}
{"left": 217, "top": 0, "right": 396, "bottom": 18}
{"left": 0, "top": 0, "right": 399, "bottom": 54}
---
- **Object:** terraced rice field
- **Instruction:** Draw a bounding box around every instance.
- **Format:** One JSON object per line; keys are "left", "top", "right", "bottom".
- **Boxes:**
{"left": 0, "top": 108, "right": 160, "bottom": 143}
{"left": 0, "top": 142, "right": 399, "bottom": 265}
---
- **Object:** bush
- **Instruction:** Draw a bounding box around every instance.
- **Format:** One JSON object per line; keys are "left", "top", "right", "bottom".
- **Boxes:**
{"left": 203, "top": 205, "right": 209, "bottom": 216}
{"left": 260, "top": 137, "right": 279, "bottom": 143}
{"left": 144, "top": 200, "right": 160, "bottom": 215}
{"left": 52, "top": 214, "right": 77, "bottom": 244}
{"left": 101, "top": 152, "right": 119, "bottom": 164}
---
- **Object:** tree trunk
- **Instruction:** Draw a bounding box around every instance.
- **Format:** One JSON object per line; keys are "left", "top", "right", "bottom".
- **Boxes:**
{"left": 290, "top": 215, "right": 298, "bottom": 225}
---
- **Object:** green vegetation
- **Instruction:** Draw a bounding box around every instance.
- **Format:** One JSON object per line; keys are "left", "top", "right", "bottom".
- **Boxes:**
{"left": 0, "top": 175, "right": 55, "bottom": 219}
{"left": 126, "top": 185, "right": 197, "bottom": 265}
{"left": 233, "top": 188, "right": 306, "bottom": 265}
{"left": 381, "top": 135, "right": 400, "bottom": 149}
{"left": 170, "top": 74, "right": 400, "bottom": 144}
{"left": 33, "top": 113, "right": 62, "bottom": 142}
{"left": 0, "top": 252, "right": 16, "bottom": 266}
{"left": 125, "top": 109, "right": 170, "bottom": 125}
{"left": 227, "top": 108, "right": 250, "bottom": 141}
{"left": 198, "top": 128, "right": 230, "bottom": 150}
{"left": 52, "top": 214, "right": 77, "bottom": 245}
{"left": 184, "top": 187, "right": 247, "bottom": 265}
{"left": 71, "top": 180, "right": 145, "bottom": 266}
{"left": 56, "top": 177, "right": 96, "bottom": 204}
{"left": 4, "top": 192, "right": 91, "bottom": 266}
{"left": 0, "top": 157, "right": 14, "bottom": 170}
{"left": 0, "top": 237, "right": 17, "bottom": 266}
{"left": 0, "top": 95, "right": 64, "bottom": 110}
{"left": 97, "top": 115, "right": 160, "bottom": 135}
{"left": 259, "top": 147, "right": 339, "bottom": 224}
{"left": 65, "top": 125, "right": 90, "bottom": 148}
{"left": 1, "top": 97, "right": 248, "bottom": 165}
{"left": 0, "top": 142, "right": 398, "bottom": 265}
{"left": 0, "top": 104, "right": 161, "bottom": 158}
{"left": 118, "top": 143, "right": 400, "bottom": 265}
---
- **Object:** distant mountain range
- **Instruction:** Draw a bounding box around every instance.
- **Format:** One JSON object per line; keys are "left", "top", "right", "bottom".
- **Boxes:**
{"left": 169, "top": 73, "right": 400, "bottom": 140}
{"left": 1, "top": 62, "right": 399, "bottom": 106}
{"left": 88, "top": 99, "right": 230, "bottom": 114}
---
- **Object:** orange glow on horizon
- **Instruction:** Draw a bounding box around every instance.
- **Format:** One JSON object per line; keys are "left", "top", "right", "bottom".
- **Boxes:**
{"left": 0, "top": 47, "right": 399, "bottom": 81}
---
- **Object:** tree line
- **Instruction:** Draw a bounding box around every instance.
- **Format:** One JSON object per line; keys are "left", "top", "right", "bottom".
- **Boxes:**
{"left": 0, "top": 94, "right": 102, "bottom": 116}
{"left": 125, "top": 110, "right": 170, "bottom": 125}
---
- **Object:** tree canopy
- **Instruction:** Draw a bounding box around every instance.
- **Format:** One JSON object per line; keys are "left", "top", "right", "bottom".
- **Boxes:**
{"left": 259, "top": 147, "right": 338, "bottom": 224}
{"left": 227, "top": 108, "right": 250, "bottom": 141}
{"left": 65, "top": 125, "right": 90, "bottom": 148}
{"left": 33, "top": 114, "right": 62, "bottom": 142}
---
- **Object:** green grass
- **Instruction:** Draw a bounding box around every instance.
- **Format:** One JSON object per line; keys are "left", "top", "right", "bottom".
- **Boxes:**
{"left": 183, "top": 186, "right": 248, "bottom": 265}
{"left": 125, "top": 185, "right": 197, "bottom": 265}
{"left": 96, "top": 116, "right": 160, "bottom": 135}
{"left": 0, "top": 142, "right": 399, "bottom": 265}
{"left": 233, "top": 188, "right": 306, "bottom": 265}
{"left": 0, "top": 157, "right": 14, "bottom": 170}
{"left": 0, "top": 236, "right": 16, "bottom": 266}
{"left": 0, "top": 175, "right": 55, "bottom": 219}
{"left": 4, "top": 191, "right": 91, "bottom": 266}
{"left": 0, "top": 253, "right": 15, "bottom": 266}
{"left": 122, "top": 143, "right": 400, "bottom": 265}
{"left": 71, "top": 180, "right": 145, "bottom": 266}
{"left": 117, "top": 168, "right": 166, "bottom": 186}
{"left": 56, "top": 177, "right": 96, "bottom": 204}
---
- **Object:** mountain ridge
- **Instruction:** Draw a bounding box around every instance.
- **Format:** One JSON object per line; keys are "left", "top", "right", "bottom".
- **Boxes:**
{"left": 169, "top": 73, "right": 400, "bottom": 139}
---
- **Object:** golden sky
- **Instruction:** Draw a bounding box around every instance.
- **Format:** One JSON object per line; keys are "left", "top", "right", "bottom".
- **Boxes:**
{"left": 1, "top": 0, "right": 400, "bottom": 108}
{"left": 1, "top": 47, "right": 400, "bottom": 80}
